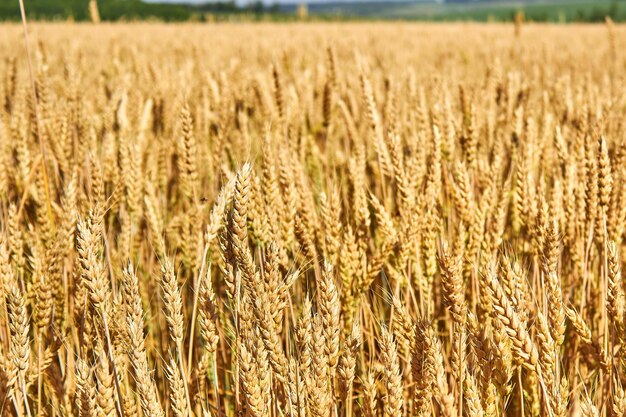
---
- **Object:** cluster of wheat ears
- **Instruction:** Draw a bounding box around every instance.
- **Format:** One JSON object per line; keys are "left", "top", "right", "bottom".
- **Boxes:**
{"left": 0, "top": 21, "right": 625, "bottom": 417}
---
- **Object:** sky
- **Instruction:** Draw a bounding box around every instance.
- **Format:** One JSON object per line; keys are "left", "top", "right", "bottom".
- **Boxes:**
{"left": 143, "top": 0, "right": 428, "bottom": 3}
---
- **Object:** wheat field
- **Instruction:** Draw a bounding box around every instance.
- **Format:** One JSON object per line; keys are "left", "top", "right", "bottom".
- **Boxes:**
{"left": 0, "top": 21, "right": 625, "bottom": 417}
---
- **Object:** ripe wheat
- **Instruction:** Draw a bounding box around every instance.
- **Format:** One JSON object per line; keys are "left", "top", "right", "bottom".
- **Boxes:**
{"left": 0, "top": 21, "right": 625, "bottom": 417}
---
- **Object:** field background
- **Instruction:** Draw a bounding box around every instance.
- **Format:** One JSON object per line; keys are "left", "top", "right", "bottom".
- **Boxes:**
{"left": 0, "top": 0, "right": 624, "bottom": 21}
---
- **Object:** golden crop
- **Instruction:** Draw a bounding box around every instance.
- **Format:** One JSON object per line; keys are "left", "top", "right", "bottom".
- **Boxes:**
{"left": 0, "top": 21, "right": 625, "bottom": 417}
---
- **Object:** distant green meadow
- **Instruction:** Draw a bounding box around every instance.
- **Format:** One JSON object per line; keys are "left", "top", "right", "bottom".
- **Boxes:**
{"left": 396, "top": 0, "right": 624, "bottom": 22}
{"left": 300, "top": 0, "right": 625, "bottom": 22}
